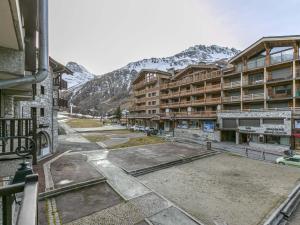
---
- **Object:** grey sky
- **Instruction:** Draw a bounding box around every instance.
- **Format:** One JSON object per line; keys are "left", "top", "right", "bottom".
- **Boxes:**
{"left": 49, "top": 0, "right": 300, "bottom": 75}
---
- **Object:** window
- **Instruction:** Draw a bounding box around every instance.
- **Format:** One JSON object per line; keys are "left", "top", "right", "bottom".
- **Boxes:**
{"left": 152, "top": 101, "right": 156, "bottom": 105}
{"left": 41, "top": 86, "right": 45, "bottom": 95}
{"left": 268, "top": 102, "right": 289, "bottom": 109}
{"left": 148, "top": 93, "right": 151, "bottom": 97}
{"left": 273, "top": 85, "right": 291, "bottom": 95}
{"left": 152, "top": 92, "right": 156, "bottom": 97}
{"left": 40, "top": 108, "right": 45, "bottom": 117}
{"left": 265, "top": 135, "right": 290, "bottom": 146}
{"left": 152, "top": 110, "right": 156, "bottom": 114}
{"left": 248, "top": 73, "right": 263, "bottom": 84}
{"left": 287, "top": 158, "right": 300, "bottom": 162}
{"left": 222, "top": 119, "right": 237, "bottom": 129}
{"left": 263, "top": 118, "right": 284, "bottom": 125}
{"left": 239, "top": 119, "right": 260, "bottom": 127}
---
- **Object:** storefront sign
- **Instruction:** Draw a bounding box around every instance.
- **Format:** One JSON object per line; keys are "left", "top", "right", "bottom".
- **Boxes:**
{"left": 203, "top": 121, "right": 214, "bottom": 133}
{"left": 264, "top": 128, "right": 287, "bottom": 135}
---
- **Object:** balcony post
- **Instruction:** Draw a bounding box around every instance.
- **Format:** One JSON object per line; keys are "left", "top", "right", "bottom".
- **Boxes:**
{"left": 263, "top": 67, "right": 268, "bottom": 109}
{"left": 31, "top": 108, "right": 37, "bottom": 165}
{"left": 2, "top": 194, "right": 13, "bottom": 225}
{"left": 293, "top": 60, "right": 296, "bottom": 108}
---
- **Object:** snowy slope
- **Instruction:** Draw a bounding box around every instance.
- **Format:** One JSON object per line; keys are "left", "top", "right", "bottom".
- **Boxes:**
{"left": 62, "top": 62, "right": 95, "bottom": 90}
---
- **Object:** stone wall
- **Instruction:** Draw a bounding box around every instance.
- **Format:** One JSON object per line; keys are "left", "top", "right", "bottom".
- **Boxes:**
{"left": 174, "top": 128, "right": 220, "bottom": 142}
{"left": 19, "top": 70, "right": 58, "bottom": 157}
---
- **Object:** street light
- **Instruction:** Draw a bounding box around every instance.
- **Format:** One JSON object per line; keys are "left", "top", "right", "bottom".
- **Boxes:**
{"left": 171, "top": 112, "right": 176, "bottom": 137}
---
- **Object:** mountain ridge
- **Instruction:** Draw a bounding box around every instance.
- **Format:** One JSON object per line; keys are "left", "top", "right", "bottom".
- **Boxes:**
{"left": 64, "top": 44, "right": 239, "bottom": 115}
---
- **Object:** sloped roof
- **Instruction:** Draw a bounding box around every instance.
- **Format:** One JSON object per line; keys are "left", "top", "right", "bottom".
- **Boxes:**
{"left": 229, "top": 35, "right": 300, "bottom": 64}
{"left": 132, "top": 69, "right": 171, "bottom": 84}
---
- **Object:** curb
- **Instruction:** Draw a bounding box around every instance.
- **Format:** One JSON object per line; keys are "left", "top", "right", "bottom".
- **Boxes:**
{"left": 263, "top": 183, "right": 300, "bottom": 225}
{"left": 39, "top": 177, "right": 107, "bottom": 200}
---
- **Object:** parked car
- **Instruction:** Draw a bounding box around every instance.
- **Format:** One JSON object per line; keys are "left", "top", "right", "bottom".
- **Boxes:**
{"left": 276, "top": 155, "right": 300, "bottom": 167}
{"left": 137, "top": 126, "right": 145, "bottom": 132}
{"left": 149, "top": 127, "right": 158, "bottom": 135}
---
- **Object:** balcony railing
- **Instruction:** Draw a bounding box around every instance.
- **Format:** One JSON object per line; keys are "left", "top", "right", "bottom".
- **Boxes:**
{"left": 223, "top": 81, "right": 241, "bottom": 89}
{"left": 268, "top": 93, "right": 292, "bottom": 99}
{"left": 205, "top": 84, "right": 222, "bottom": 92}
{"left": 243, "top": 93, "right": 264, "bottom": 101}
{"left": 53, "top": 77, "right": 67, "bottom": 90}
{"left": 246, "top": 57, "right": 265, "bottom": 70}
{"left": 0, "top": 174, "right": 39, "bottom": 225}
{"left": 134, "top": 90, "right": 146, "bottom": 96}
{"left": 136, "top": 98, "right": 147, "bottom": 104}
{"left": 270, "top": 49, "right": 294, "bottom": 65}
{"left": 0, "top": 118, "right": 37, "bottom": 163}
{"left": 223, "top": 96, "right": 241, "bottom": 103}
{"left": 134, "top": 78, "right": 158, "bottom": 89}
{"left": 160, "top": 70, "right": 221, "bottom": 90}
{"left": 267, "top": 74, "right": 293, "bottom": 82}
{"left": 243, "top": 79, "right": 264, "bottom": 86}
{"left": 167, "top": 111, "right": 217, "bottom": 118}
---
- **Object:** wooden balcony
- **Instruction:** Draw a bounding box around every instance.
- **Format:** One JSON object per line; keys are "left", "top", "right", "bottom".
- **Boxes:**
{"left": 243, "top": 93, "right": 264, "bottom": 101}
{"left": 168, "top": 111, "right": 217, "bottom": 118}
{"left": 223, "top": 96, "right": 241, "bottom": 103}
{"left": 268, "top": 93, "right": 292, "bottom": 100}
{"left": 267, "top": 74, "right": 293, "bottom": 82}
{"left": 53, "top": 98, "right": 68, "bottom": 108}
{"left": 205, "top": 97, "right": 221, "bottom": 104}
{"left": 136, "top": 97, "right": 147, "bottom": 104}
{"left": 191, "top": 99, "right": 205, "bottom": 106}
{"left": 161, "top": 97, "right": 220, "bottom": 108}
{"left": 243, "top": 79, "right": 264, "bottom": 86}
{"left": 205, "top": 84, "right": 222, "bottom": 92}
{"left": 134, "top": 90, "right": 146, "bottom": 97}
{"left": 53, "top": 77, "right": 68, "bottom": 90}
{"left": 223, "top": 81, "right": 241, "bottom": 89}
{"left": 160, "top": 70, "right": 222, "bottom": 90}
{"left": 134, "top": 78, "right": 158, "bottom": 89}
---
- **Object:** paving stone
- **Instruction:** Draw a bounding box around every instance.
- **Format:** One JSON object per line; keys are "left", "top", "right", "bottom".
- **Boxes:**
{"left": 148, "top": 206, "right": 200, "bottom": 225}
{"left": 65, "top": 192, "right": 170, "bottom": 225}
{"left": 55, "top": 182, "right": 123, "bottom": 224}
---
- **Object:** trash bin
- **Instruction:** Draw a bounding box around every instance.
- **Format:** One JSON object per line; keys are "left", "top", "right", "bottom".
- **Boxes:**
{"left": 207, "top": 141, "right": 212, "bottom": 150}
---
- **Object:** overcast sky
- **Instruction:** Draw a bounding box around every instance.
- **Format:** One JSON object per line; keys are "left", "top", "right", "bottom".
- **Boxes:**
{"left": 49, "top": 0, "right": 300, "bottom": 75}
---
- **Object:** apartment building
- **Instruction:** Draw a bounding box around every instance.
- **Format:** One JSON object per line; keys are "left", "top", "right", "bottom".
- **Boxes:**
{"left": 129, "top": 35, "right": 300, "bottom": 151}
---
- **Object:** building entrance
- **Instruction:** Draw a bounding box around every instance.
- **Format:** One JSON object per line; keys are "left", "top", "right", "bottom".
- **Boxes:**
{"left": 221, "top": 131, "right": 236, "bottom": 143}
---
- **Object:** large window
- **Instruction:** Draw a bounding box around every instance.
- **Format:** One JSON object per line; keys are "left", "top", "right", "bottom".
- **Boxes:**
{"left": 265, "top": 135, "right": 290, "bottom": 146}
{"left": 239, "top": 119, "right": 260, "bottom": 127}
{"left": 263, "top": 118, "right": 284, "bottom": 125}
{"left": 272, "top": 85, "right": 291, "bottom": 95}
{"left": 222, "top": 119, "right": 237, "bottom": 129}
{"left": 248, "top": 73, "right": 263, "bottom": 85}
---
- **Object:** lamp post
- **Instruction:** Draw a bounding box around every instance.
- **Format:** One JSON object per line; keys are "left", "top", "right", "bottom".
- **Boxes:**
{"left": 171, "top": 112, "right": 176, "bottom": 137}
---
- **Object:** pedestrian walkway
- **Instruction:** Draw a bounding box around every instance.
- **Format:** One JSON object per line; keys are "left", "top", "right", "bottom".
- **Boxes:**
{"left": 38, "top": 118, "right": 206, "bottom": 225}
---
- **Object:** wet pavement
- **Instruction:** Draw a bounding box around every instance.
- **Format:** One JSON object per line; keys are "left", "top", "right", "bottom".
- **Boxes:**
{"left": 51, "top": 153, "right": 104, "bottom": 188}
{"left": 55, "top": 182, "right": 123, "bottom": 224}
{"left": 107, "top": 142, "right": 212, "bottom": 174}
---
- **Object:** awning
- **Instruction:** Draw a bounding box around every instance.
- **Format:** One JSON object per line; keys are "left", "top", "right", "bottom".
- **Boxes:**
{"left": 293, "top": 133, "right": 300, "bottom": 138}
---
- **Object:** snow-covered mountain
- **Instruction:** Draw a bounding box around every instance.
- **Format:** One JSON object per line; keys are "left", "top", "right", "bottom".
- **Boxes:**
{"left": 69, "top": 44, "right": 239, "bottom": 115}
{"left": 62, "top": 62, "right": 95, "bottom": 91}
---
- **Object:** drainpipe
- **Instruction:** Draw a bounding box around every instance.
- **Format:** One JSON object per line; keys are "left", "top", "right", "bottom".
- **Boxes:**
{"left": 0, "top": 0, "right": 49, "bottom": 89}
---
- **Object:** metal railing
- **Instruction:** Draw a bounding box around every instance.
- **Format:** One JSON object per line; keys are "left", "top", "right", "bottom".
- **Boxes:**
{"left": 0, "top": 174, "right": 38, "bottom": 225}
{"left": 0, "top": 119, "right": 37, "bottom": 163}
